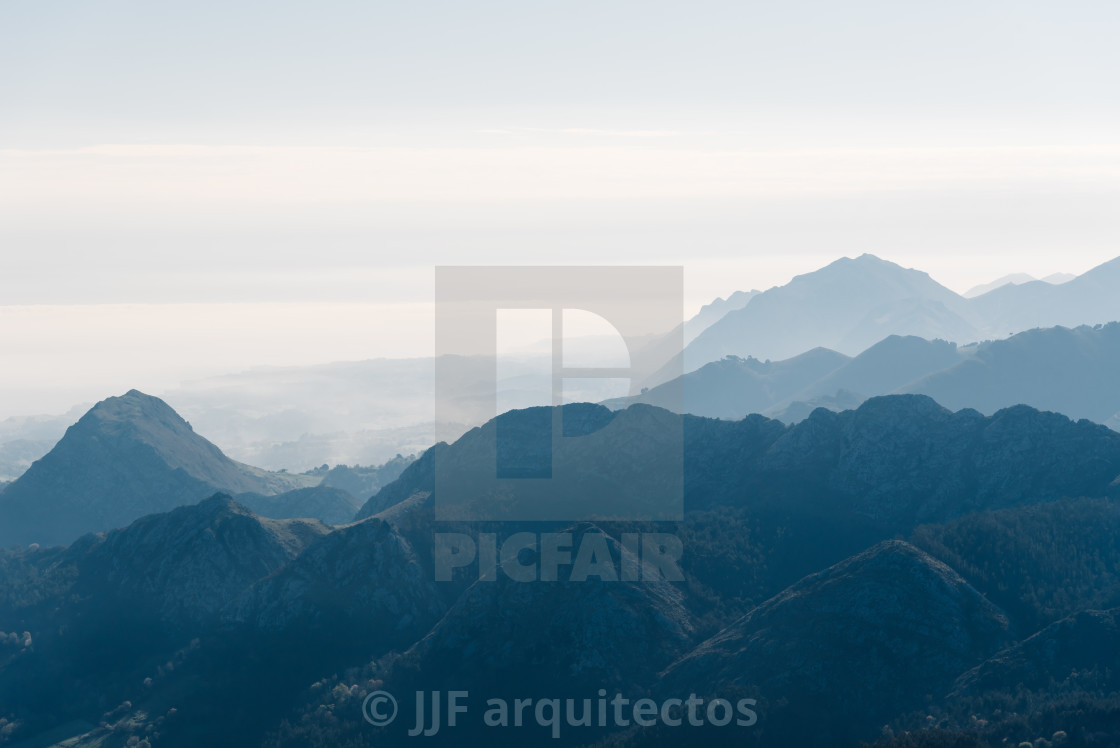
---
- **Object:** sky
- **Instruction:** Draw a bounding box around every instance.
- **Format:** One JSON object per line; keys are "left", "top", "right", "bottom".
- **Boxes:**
{"left": 3, "top": 0, "right": 1120, "bottom": 416}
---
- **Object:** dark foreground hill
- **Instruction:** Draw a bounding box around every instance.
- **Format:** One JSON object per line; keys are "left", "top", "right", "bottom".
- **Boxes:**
{"left": 659, "top": 541, "right": 1011, "bottom": 746}
{"left": 4, "top": 396, "right": 1120, "bottom": 747}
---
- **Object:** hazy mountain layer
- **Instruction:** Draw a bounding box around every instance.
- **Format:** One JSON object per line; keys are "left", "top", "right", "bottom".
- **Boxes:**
{"left": 673, "top": 253, "right": 1120, "bottom": 383}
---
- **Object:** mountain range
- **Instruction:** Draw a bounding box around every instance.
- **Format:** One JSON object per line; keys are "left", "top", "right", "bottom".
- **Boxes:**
{"left": 617, "top": 322, "right": 1120, "bottom": 431}
{"left": 2, "top": 254, "right": 1117, "bottom": 480}
{"left": 5, "top": 393, "right": 1120, "bottom": 746}
{"left": 8, "top": 252, "right": 1120, "bottom": 746}
{"left": 962, "top": 271, "right": 1075, "bottom": 298}
{"left": 664, "top": 253, "right": 1120, "bottom": 383}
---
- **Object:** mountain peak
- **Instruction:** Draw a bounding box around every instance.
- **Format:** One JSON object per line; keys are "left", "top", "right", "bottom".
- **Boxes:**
{"left": 77, "top": 389, "right": 196, "bottom": 438}
{"left": 0, "top": 392, "right": 314, "bottom": 547}
{"left": 681, "top": 253, "right": 970, "bottom": 366}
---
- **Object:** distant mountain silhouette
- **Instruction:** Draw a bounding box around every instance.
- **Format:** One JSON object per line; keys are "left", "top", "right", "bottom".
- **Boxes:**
{"left": 0, "top": 390, "right": 319, "bottom": 547}
{"left": 621, "top": 323, "right": 1120, "bottom": 430}
{"left": 606, "top": 347, "right": 851, "bottom": 419}
{"left": 963, "top": 272, "right": 1042, "bottom": 298}
{"left": 969, "top": 256, "right": 1120, "bottom": 336}
{"left": 236, "top": 485, "right": 361, "bottom": 526}
{"left": 616, "top": 335, "right": 963, "bottom": 421}
{"left": 662, "top": 254, "right": 1120, "bottom": 384}
{"left": 684, "top": 289, "right": 759, "bottom": 343}
{"left": 900, "top": 322, "right": 1120, "bottom": 427}
{"left": 671, "top": 254, "right": 980, "bottom": 379}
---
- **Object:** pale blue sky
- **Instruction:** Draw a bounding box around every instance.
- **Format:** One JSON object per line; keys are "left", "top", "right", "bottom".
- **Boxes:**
{"left": 3, "top": 1, "right": 1120, "bottom": 414}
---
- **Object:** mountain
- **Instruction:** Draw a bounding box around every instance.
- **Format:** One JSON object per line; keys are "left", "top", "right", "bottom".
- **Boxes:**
{"left": 317, "top": 455, "right": 415, "bottom": 499}
{"left": 0, "top": 496, "right": 329, "bottom": 747}
{"left": 661, "top": 540, "right": 1010, "bottom": 745}
{"left": 777, "top": 334, "right": 964, "bottom": 407}
{"left": 764, "top": 388, "right": 865, "bottom": 424}
{"left": 358, "top": 403, "right": 689, "bottom": 522}
{"left": 0, "top": 390, "right": 318, "bottom": 547}
{"left": 380, "top": 523, "right": 694, "bottom": 694}
{"left": 684, "top": 289, "right": 759, "bottom": 343}
{"left": 658, "top": 254, "right": 1120, "bottom": 386}
{"left": 963, "top": 272, "right": 1041, "bottom": 298}
{"left": 9, "top": 396, "right": 1120, "bottom": 747}
{"left": 606, "top": 347, "right": 851, "bottom": 420}
{"left": 910, "top": 496, "right": 1120, "bottom": 632}
{"left": 953, "top": 608, "right": 1120, "bottom": 701}
{"left": 616, "top": 335, "right": 961, "bottom": 423}
{"left": 900, "top": 322, "right": 1120, "bottom": 426}
{"left": 0, "top": 404, "right": 87, "bottom": 482}
{"left": 626, "top": 323, "right": 1120, "bottom": 430}
{"left": 969, "top": 255, "right": 1120, "bottom": 336}
{"left": 360, "top": 396, "right": 1120, "bottom": 533}
{"left": 225, "top": 515, "right": 446, "bottom": 646}
{"left": 0, "top": 495, "right": 328, "bottom": 629}
{"left": 236, "top": 486, "right": 361, "bottom": 525}
{"left": 672, "top": 255, "right": 981, "bottom": 379}
{"left": 271, "top": 523, "right": 697, "bottom": 746}
{"left": 963, "top": 271, "right": 1076, "bottom": 298}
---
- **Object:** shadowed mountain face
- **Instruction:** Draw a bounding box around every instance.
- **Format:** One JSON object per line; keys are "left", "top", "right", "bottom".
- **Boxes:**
{"left": 951, "top": 609, "right": 1120, "bottom": 700}
{"left": 910, "top": 496, "right": 1120, "bottom": 633}
{"left": 358, "top": 396, "right": 1120, "bottom": 533}
{"left": 224, "top": 515, "right": 447, "bottom": 646}
{"left": 381, "top": 525, "right": 694, "bottom": 695}
{"left": 0, "top": 496, "right": 329, "bottom": 742}
{"left": 0, "top": 495, "right": 329, "bottom": 630}
{"left": 661, "top": 541, "right": 1011, "bottom": 745}
{"left": 0, "top": 390, "right": 319, "bottom": 547}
